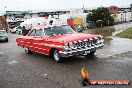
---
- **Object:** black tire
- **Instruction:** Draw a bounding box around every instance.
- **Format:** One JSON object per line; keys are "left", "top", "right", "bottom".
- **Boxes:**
{"left": 19, "top": 32, "right": 21, "bottom": 34}
{"left": 17, "top": 31, "right": 21, "bottom": 34}
{"left": 6, "top": 39, "right": 8, "bottom": 42}
{"left": 85, "top": 51, "right": 95, "bottom": 58}
{"left": 90, "top": 51, "right": 96, "bottom": 55}
{"left": 51, "top": 49, "right": 62, "bottom": 63}
{"left": 24, "top": 47, "right": 33, "bottom": 54}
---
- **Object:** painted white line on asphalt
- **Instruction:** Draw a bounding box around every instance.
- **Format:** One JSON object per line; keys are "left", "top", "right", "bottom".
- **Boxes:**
{"left": 7, "top": 60, "right": 19, "bottom": 65}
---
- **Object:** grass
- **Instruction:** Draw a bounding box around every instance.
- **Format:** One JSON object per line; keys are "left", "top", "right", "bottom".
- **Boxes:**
{"left": 116, "top": 27, "right": 132, "bottom": 39}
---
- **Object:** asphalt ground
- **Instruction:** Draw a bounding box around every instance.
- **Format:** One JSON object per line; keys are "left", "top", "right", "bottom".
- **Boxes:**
{"left": 0, "top": 33, "right": 132, "bottom": 88}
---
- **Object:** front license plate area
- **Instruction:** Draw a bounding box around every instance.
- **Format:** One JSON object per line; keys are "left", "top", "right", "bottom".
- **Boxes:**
{"left": 90, "top": 48, "right": 96, "bottom": 52}
{"left": 85, "top": 51, "right": 90, "bottom": 54}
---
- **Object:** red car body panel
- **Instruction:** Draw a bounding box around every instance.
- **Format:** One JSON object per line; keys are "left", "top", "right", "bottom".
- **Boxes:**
{"left": 16, "top": 24, "right": 104, "bottom": 58}
{"left": 16, "top": 32, "right": 102, "bottom": 56}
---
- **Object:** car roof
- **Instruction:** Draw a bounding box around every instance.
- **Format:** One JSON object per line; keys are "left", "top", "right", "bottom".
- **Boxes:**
{"left": 32, "top": 24, "right": 66, "bottom": 30}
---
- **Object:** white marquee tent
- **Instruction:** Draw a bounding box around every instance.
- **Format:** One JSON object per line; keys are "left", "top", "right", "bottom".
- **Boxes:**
{"left": 20, "top": 17, "right": 46, "bottom": 29}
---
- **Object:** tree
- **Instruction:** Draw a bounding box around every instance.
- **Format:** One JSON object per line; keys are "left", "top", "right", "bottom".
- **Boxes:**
{"left": 0, "top": 16, "right": 8, "bottom": 29}
{"left": 86, "top": 7, "right": 114, "bottom": 28}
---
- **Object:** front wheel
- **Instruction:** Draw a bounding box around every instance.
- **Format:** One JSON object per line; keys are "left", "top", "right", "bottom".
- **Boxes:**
{"left": 52, "top": 49, "right": 62, "bottom": 63}
{"left": 24, "top": 47, "right": 33, "bottom": 54}
{"left": 6, "top": 39, "right": 8, "bottom": 42}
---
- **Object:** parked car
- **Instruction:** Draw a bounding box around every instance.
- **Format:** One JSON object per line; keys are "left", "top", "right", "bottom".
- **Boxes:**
{"left": 16, "top": 20, "right": 104, "bottom": 63}
{"left": 0, "top": 30, "right": 8, "bottom": 42}
{"left": 10, "top": 26, "right": 22, "bottom": 34}
{"left": 9, "top": 28, "right": 16, "bottom": 33}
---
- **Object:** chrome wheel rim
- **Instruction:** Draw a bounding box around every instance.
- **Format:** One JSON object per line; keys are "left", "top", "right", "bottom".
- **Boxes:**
{"left": 25, "top": 47, "right": 28, "bottom": 53}
{"left": 54, "top": 50, "right": 60, "bottom": 61}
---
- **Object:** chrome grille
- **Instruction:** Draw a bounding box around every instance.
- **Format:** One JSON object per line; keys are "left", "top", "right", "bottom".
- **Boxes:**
{"left": 63, "top": 37, "right": 104, "bottom": 51}
{"left": 92, "top": 38, "right": 98, "bottom": 45}
{"left": 69, "top": 38, "right": 98, "bottom": 49}
{"left": 64, "top": 37, "right": 104, "bottom": 51}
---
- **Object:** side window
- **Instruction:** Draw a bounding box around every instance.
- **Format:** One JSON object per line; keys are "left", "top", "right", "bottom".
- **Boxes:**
{"left": 45, "top": 27, "right": 57, "bottom": 36}
{"left": 29, "top": 29, "right": 36, "bottom": 36}
{"left": 36, "top": 29, "right": 43, "bottom": 36}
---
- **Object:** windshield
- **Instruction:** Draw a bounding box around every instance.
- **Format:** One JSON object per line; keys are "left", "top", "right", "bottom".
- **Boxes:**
{"left": 0, "top": 31, "right": 6, "bottom": 36}
{"left": 16, "top": 26, "right": 22, "bottom": 29}
{"left": 44, "top": 25, "right": 75, "bottom": 36}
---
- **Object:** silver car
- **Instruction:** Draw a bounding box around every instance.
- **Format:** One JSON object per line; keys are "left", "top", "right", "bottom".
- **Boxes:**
{"left": 0, "top": 30, "right": 8, "bottom": 42}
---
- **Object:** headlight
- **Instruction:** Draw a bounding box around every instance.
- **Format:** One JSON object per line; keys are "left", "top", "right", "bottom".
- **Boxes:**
{"left": 69, "top": 42, "right": 74, "bottom": 49}
{"left": 73, "top": 42, "right": 78, "bottom": 49}
{"left": 85, "top": 39, "right": 90, "bottom": 46}
{"left": 97, "top": 37, "right": 104, "bottom": 44}
{"left": 97, "top": 40, "right": 101, "bottom": 44}
{"left": 63, "top": 43, "right": 69, "bottom": 50}
{"left": 64, "top": 42, "right": 78, "bottom": 50}
{"left": 97, "top": 37, "right": 102, "bottom": 40}
{"left": 100, "top": 39, "right": 104, "bottom": 43}
{"left": 78, "top": 40, "right": 84, "bottom": 47}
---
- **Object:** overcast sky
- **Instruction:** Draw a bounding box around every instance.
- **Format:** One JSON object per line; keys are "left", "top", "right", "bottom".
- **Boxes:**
{"left": 0, "top": 0, "right": 132, "bottom": 11}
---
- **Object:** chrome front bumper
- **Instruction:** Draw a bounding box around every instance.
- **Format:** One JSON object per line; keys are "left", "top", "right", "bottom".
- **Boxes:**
{"left": 0, "top": 37, "right": 8, "bottom": 41}
{"left": 59, "top": 43, "right": 104, "bottom": 57}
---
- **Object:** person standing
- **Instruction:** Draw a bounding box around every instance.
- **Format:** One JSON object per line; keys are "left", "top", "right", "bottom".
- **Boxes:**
{"left": 22, "top": 26, "right": 28, "bottom": 36}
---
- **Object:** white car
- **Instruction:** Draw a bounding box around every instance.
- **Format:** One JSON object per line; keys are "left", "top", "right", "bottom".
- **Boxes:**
{"left": 10, "top": 26, "right": 22, "bottom": 34}
{"left": 0, "top": 30, "right": 8, "bottom": 42}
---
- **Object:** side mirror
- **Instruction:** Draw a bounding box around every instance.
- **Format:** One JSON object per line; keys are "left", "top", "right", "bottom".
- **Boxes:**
{"left": 41, "top": 36, "right": 45, "bottom": 39}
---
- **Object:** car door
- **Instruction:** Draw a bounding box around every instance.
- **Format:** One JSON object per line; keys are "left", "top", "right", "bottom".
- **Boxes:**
{"left": 31, "top": 29, "right": 47, "bottom": 53}
{"left": 25, "top": 29, "right": 37, "bottom": 51}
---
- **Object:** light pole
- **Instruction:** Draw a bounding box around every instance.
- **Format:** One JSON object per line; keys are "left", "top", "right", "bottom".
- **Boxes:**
{"left": 121, "top": 14, "right": 123, "bottom": 22}
{"left": 124, "top": 11, "right": 126, "bottom": 22}
{"left": 130, "top": 4, "right": 132, "bottom": 21}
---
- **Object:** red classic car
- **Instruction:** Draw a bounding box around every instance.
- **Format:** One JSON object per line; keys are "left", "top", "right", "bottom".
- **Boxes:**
{"left": 16, "top": 24, "right": 104, "bottom": 62}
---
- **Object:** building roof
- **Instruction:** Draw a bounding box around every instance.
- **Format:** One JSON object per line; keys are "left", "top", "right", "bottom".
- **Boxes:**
{"left": 6, "top": 10, "right": 32, "bottom": 15}
{"left": 108, "top": 6, "right": 118, "bottom": 14}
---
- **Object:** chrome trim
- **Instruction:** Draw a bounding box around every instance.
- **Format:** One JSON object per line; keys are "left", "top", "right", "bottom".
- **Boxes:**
{"left": 34, "top": 47, "right": 38, "bottom": 48}
{"left": 44, "top": 44, "right": 63, "bottom": 48}
{"left": 43, "top": 49, "right": 47, "bottom": 51}
{"left": 33, "top": 43, "right": 63, "bottom": 48}
{"left": 38, "top": 48, "right": 43, "bottom": 50}
{"left": 33, "top": 43, "right": 39, "bottom": 44}
{"left": 27, "top": 42, "right": 30, "bottom": 44}
{"left": 38, "top": 43, "right": 45, "bottom": 46}
{"left": 29, "top": 46, "right": 33, "bottom": 47}
{"left": 59, "top": 43, "right": 104, "bottom": 57}
{"left": 63, "top": 38, "right": 104, "bottom": 51}
{"left": 60, "top": 44, "right": 103, "bottom": 54}
{"left": 33, "top": 50, "right": 48, "bottom": 55}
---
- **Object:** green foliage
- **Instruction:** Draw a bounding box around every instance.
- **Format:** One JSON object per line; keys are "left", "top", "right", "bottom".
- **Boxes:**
{"left": 95, "top": 20, "right": 103, "bottom": 27}
{"left": 86, "top": 7, "right": 114, "bottom": 27}
{"left": 116, "top": 27, "right": 132, "bottom": 39}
